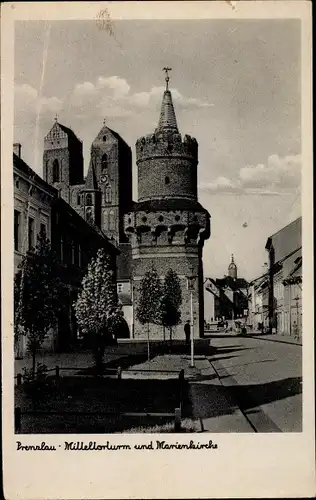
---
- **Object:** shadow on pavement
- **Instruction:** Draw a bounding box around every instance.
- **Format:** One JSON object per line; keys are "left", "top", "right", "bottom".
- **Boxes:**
{"left": 229, "top": 376, "right": 302, "bottom": 410}
{"left": 188, "top": 376, "right": 302, "bottom": 421}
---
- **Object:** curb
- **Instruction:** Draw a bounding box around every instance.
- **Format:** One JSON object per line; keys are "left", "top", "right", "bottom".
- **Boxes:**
{"left": 241, "top": 334, "right": 302, "bottom": 347}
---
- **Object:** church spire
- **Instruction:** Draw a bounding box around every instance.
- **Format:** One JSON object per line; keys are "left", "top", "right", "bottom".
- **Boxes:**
{"left": 155, "top": 67, "right": 178, "bottom": 132}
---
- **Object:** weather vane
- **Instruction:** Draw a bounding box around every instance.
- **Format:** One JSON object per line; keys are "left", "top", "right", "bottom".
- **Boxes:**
{"left": 54, "top": 114, "right": 58, "bottom": 122}
{"left": 163, "top": 66, "right": 172, "bottom": 90}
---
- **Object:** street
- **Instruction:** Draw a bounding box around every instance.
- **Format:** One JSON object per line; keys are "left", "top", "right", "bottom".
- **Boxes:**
{"left": 207, "top": 333, "right": 302, "bottom": 432}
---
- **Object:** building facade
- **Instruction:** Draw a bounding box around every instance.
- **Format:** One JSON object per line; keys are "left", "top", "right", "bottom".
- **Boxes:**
{"left": 265, "top": 217, "right": 302, "bottom": 336}
{"left": 124, "top": 76, "right": 210, "bottom": 339}
{"left": 14, "top": 145, "right": 118, "bottom": 356}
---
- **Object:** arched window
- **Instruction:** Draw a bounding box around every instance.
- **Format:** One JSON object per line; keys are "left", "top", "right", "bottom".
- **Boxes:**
{"left": 103, "top": 211, "right": 108, "bottom": 230}
{"left": 105, "top": 186, "right": 111, "bottom": 203}
{"left": 86, "top": 207, "right": 93, "bottom": 223}
{"left": 53, "top": 159, "right": 60, "bottom": 182}
{"left": 101, "top": 153, "right": 108, "bottom": 171}
{"left": 109, "top": 210, "right": 115, "bottom": 230}
{"left": 86, "top": 193, "right": 92, "bottom": 206}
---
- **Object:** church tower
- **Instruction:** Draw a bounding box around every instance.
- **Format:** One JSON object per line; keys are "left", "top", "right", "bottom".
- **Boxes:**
{"left": 124, "top": 70, "right": 211, "bottom": 339}
{"left": 88, "top": 122, "right": 132, "bottom": 244}
{"left": 228, "top": 254, "right": 237, "bottom": 279}
{"left": 43, "top": 119, "right": 84, "bottom": 204}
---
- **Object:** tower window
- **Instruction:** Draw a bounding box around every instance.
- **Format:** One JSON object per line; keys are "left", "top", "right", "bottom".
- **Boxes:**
{"left": 109, "top": 210, "right": 115, "bottom": 230}
{"left": 103, "top": 135, "right": 107, "bottom": 142}
{"left": 105, "top": 186, "right": 111, "bottom": 203}
{"left": 86, "top": 193, "right": 93, "bottom": 206}
{"left": 101, "top": 153, "right": 108, "bottom": 171}
{"left": 77, "top": 193, "right": 81, "bottom": 205}
{"left": 165, "top": 176, "right": 170, "bottom": 185}
{"left": 53, "top": 159, "right": 60, "bottom": 182}
{"left": 158, "top": 215, "right": 164, "bottom": 222}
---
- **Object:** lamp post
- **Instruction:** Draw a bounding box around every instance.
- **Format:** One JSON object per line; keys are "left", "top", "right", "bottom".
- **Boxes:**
{"left": 187, "top": 269, "right": 196, "bottom": 368}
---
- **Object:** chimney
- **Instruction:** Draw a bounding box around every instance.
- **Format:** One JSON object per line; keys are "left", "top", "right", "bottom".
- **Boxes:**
{"left": 13, "top": 143, "right": 21, "bottom": 158}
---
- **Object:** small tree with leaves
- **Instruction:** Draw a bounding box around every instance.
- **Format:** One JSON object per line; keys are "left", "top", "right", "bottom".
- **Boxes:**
{"left": 136, "top": 268, "right": 162, "bottom": 360}
{"left": 74, "top": 248, "right": 123, "bottom": 371}
{"left": 160, "top": 269, "right": 182, "bottom": 345}
{"left": 14, "top": 230, "right": 66, "bottom": 379}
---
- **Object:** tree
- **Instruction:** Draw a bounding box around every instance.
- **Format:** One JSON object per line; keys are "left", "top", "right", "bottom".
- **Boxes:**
{"left": 136, "top": 268, "right": 162, "bottom": 360}
{"left": 160, "top": 269, "right": 182, "bottom": 345}
{"left": 74, "top": 248, "right": 123, "bottom": 371}
{"left": 14, "top": 230, "right": 66, "bottom": 379}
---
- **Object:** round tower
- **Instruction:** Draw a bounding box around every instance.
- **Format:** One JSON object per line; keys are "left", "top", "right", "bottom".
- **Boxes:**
{"left": 228, "top": 254, "right": 237, "bottom": 279}
{"left": 124, "top": 70, "right": 211, "bottom": 339}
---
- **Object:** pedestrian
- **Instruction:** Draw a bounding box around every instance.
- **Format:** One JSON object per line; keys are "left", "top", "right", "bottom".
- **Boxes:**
{"left": 184, "top": 320, "right": 191, "bottom": 345}
{"left": 293, "top": 321, "right": 299, "bottom": 340}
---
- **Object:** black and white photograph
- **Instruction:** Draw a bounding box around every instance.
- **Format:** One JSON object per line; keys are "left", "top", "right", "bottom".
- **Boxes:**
{"left": 1, "top": 1, "right": 314, "bottom": 499}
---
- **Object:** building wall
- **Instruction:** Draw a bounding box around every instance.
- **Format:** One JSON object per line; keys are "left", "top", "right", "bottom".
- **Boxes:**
{"left": 203, "top": 285, "right": 215, "bottom": 324}
{"left": 14, "top": 150, "right": 118, "bottom": 356}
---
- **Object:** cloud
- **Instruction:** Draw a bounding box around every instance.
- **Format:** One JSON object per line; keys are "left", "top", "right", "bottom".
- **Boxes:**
{"left": 14, "top": 83, "right": 63, "bottom": 115}
{"left": 201, "top": 154, "right": 301, "bottom": 195}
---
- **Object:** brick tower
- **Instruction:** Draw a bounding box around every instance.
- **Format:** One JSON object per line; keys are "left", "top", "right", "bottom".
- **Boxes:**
{"left": 124, "top": 70, "right": 211, "bottom": 339}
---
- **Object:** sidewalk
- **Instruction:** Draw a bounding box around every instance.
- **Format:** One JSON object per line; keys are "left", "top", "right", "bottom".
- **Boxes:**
{"left": 243, "top": 332, "right": 302, "bottom": 346}
{"left": 189, "top": 360, "right": 254, "bottom": 432}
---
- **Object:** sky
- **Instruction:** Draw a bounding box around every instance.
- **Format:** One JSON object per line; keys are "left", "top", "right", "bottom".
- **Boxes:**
{"left": 14, "top": 19, "right": 301, "bottom": 280}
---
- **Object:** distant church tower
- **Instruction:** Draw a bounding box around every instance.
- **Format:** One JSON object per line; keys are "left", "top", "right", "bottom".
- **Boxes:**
{"left": 228, "top": 254, "right": 237, "bottom": 279}
{"left": 124, "top": 69, "right": 210, "bottom": 339}
{"left": 43, "top": 118, "right": 84, "bottom": 204}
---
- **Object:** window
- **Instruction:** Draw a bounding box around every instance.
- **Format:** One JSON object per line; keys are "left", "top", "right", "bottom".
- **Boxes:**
{"left": 117, "top": 283, "right": 123, "bottom": 293}
{"left": 103, "top": 211, "right": 108, "bottom": 230}
{"left": 28, "top": 217, "right": 34, "bottom": 250}
{"left": 15, "top": 177, "right": 20, "bottom": 189}
{"left": 103, "top": 135, "right": 107, "bottom": 142}
{"left": 165, "top": 176, "right": 170, "bottom": 185}
{"left": 77, "top": 193, "right": 81, "bottom": 205}
{"left": 53, "top": 159, "right": 60, "bottom": 182}
{"left": 86, "top": 193, "right": 93, "bottom": 206}
{"left": 86, "top": 207, "right": 93, "bottom": 223}
{"left": 105, "top": 186, "right": 111, "bottom": 203}
{"left": 109, "top": 210, "right": 115, "bottom": 230}
{"left": 40, "top": 223, "right": 46, "bottom": 237}
{"left": 101, "top": 153, "right": 108, "bottom": 171}
{"left": 14, "top": 210, "right": 20, "bottom": 251}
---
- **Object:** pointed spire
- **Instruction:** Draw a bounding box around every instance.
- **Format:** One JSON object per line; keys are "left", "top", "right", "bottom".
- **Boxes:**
{"left": 85, "top": 159, "right": 99, "bottom": 190}
{"left": 155, "top": 68, "right": 178, "bottom": 132}
{"left": 231, "top": 254, "right": 234, "bottom": 264}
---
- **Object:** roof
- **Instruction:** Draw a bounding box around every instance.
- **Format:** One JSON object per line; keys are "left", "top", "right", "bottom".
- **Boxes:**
{"left": 215, "top": 276, "right": 248, "bottom": 290}
{"left": 58, "top": 123, "right": 81, "bottom": 142}
{"left": 156, "top": 90, "right": 178, "bottom": 132}
{"left": 85, "top": 159, "right": 99, "bottom": 190}
{"left": 132, "top": 198, "right": 210, "bottom": 216}
{"left": 92, "top": 124, "right": 130, "bottom": 149}
{"left": 55, "top": 197, "right": 119, "bottom": 254}
{"left": 13, "top": 153, "right": 57, "bottom": 196}
{"left": 45, "top": 121, "right": 82, "bottom": 143}
{"left": 265, "top": 217, "right": 302, "bottom": 263}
